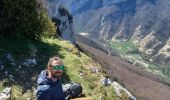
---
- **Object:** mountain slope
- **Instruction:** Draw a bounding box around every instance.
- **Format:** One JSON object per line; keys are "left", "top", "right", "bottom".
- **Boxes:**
{"left": 0, "top": 37, "right": 126, "bottom": 100}
{"left": 76, "top": 40, "right": 170, "bottom": 100}
{"left": 60, "top": 0, "right": 170, "bottom": 67}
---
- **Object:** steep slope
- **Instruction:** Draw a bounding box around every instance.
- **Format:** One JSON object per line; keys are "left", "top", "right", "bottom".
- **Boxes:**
{"left": 0, "top": 0, "right": 129, "bottom": 100}
{"left": 0, "top": 37, "right": 127, "bottom": 100}
{"left": 59, "top": 0, "right": 170, "bottom": 67}
{"left": 76, "top": 40, "right": 170, "bottom": 100}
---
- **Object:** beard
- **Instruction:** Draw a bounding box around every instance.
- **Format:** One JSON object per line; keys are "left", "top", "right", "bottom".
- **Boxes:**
{"left": 52, "top": 72, "right": 62, "bottom": 79}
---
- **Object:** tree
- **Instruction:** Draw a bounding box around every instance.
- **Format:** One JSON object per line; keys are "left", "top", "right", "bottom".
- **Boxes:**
{"left": 0, "top": 0, "right": 56, "bottom": 40}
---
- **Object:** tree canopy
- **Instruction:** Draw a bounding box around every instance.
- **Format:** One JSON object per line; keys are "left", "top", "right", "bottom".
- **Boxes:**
{"left": 0, "top": 0, "right": 56, "bottom": 40}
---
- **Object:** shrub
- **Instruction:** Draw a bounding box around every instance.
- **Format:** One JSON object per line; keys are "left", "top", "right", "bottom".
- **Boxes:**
{"left": 0, "top": 0, "right": 56, "bottom": 40}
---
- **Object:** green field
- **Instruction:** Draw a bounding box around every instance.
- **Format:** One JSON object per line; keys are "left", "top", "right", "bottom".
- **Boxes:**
{"left": 108, "top": 39, "right": 139, "bottom": 54}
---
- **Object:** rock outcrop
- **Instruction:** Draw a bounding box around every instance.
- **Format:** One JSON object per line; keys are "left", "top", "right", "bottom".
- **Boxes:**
{"left": 152, "top": 38, "right": 170, "bottom": 66}
{"left": 45, "top": 1, "right": 76, "bottom": 44}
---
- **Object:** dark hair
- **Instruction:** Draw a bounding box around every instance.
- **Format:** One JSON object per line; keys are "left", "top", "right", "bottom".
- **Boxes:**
{"left": 47, "top": 56, "right": 62, "bottom": 67}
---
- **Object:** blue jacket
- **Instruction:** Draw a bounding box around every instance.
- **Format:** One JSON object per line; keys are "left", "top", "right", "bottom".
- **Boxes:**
{"left": 36, "top": 70, "right": 65, "bottom": 100}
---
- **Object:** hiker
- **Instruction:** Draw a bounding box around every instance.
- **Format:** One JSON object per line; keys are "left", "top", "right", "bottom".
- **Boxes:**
{"left": 36, "top": 56, "right": 65, "bottom": 100}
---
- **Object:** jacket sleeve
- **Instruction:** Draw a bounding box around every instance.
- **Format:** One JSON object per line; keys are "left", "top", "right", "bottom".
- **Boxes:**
{"left": 36, "top": 85, "right": 51, "bottom": 100}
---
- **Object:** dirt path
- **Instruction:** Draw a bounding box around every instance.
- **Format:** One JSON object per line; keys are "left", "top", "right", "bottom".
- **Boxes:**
{"left": 77, "top": 41, "right": 170, "bottom": 100}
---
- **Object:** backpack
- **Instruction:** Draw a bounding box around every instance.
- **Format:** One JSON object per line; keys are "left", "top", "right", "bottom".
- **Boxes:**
{"left": 63, "top": 82, "right": 83, "bottom": 100}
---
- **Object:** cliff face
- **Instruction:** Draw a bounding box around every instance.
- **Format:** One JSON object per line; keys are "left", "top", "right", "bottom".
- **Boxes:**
{"left": 44, "top": 0, "right": 76, "bottom": 44}
{"left": 56, "top": 0, "right": 170, "bottom": 67}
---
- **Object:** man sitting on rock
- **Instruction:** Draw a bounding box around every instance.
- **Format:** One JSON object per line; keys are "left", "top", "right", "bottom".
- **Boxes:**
{"left": 36, "top": 56, "right": 65, "bottom": 100}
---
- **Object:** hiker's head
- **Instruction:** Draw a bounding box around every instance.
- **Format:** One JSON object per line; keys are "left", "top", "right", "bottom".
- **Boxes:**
{"left": 47, "top": 56, "right": 64, "bottom": 78}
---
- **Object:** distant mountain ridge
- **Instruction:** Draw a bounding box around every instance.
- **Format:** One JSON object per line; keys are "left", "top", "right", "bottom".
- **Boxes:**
{"left": 57, "top": 0, "right": 170, "bottom": 67}
{"left": 45, "top": 0, "right": 170, "bottom": 66}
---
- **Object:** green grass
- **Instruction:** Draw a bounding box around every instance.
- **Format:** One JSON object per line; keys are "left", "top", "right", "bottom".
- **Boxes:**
{"left": 0, "top": 36, "right": 123, "bottom": 100}
{"left": 0, "top": 82, "right": 5, "bottom": 92}
{"left": 109, "top": 39, "right": 139, "bottom": 54}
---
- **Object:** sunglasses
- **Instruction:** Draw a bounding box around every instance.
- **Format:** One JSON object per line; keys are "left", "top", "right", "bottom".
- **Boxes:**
{"left": 53, "top": 65, "right": 64, "bottom": 70}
